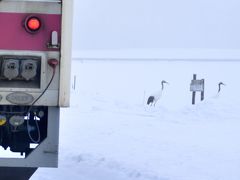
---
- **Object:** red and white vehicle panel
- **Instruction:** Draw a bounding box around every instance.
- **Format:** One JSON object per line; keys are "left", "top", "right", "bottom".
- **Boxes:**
{"left": 0, "top": 0, "right": 73, "bottom": 172}
{"left": 0, "top": 0, "right": 72, "bottom": 107}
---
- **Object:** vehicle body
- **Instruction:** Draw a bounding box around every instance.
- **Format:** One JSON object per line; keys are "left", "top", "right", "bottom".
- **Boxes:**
{"left": 0, "top": 0, "right": 73, "bottom": 178}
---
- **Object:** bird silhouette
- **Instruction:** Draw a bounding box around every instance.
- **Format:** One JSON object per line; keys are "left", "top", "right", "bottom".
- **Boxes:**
{"left": 212, "top": 82, "right": 226, "bottom": 99}
{"left": 147, "top": 80, "right": 168, "bottom": 106}
{"left": 218, "top": 82, "right": 225, "bottom": 93}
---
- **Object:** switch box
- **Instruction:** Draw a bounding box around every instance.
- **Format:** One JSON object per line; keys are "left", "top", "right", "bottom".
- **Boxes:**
{"left": 0, "top": 55, "right": 41, "bottom": 89}
{"left": 1, "top": 59, "right": 19, "bottom": 80}
{"left": 21, "top": 60, "right": 38, "bottom": 81}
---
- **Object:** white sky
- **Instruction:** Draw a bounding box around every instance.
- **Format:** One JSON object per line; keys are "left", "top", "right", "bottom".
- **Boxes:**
{"left": 73, "top": 0, "right": 240, "bottom": 51}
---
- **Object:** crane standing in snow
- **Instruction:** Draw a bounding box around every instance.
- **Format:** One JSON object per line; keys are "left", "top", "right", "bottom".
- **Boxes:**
{"left": 147, "top": 80, "right": 169, "bottom": 106}
{"left": 212, "top": 81, "right": 226, "bottom": 99}
{"left": 218, "top": 82, "right": 225, "bottom": 93}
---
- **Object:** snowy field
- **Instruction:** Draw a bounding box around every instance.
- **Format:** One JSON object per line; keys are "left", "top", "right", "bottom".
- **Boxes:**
{"left": 31, "top": 59, "right": 240, "bottom": 180}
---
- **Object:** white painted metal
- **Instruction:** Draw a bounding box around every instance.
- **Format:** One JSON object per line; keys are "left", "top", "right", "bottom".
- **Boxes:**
{"left": 0, "top": 1, "right": 61, "bottom": 14}
{"left": 0, "top": 50, "right": 60, "bottom": 106}
{"left": 59, "top": 0, "right": 73, "bottom": 107}
{"left": 0, "top": 0, "right": 60, "bottom": 2}
{"left": 51, "top": 31, "right": 59, "bottom": 46}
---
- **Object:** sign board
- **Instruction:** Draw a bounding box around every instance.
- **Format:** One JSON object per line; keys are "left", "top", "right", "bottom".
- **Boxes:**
{"left": 190, "top": 79, "right": 204, "bottom": 92}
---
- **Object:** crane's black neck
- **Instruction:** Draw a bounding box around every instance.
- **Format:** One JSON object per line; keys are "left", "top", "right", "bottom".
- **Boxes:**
{"left": 161, "top": 82, "right": 164, "bottom": 90}
{"left": 218, "top": 83, "right": 223, "bottom": 93}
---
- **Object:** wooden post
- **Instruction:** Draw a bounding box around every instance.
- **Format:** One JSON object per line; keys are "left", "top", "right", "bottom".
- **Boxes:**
{"left": 192, "top": 74, "right": 196, "bottom": 105}
{"left": 72, "top": 75, "right": 76, "bottom": 90}
{"left": 201, "top": 79, "right": 204, "bottom": 101}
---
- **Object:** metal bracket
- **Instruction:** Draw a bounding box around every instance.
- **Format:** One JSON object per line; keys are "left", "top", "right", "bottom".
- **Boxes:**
{"left": 47, "top": 31, "right": 60, "bottom": 49}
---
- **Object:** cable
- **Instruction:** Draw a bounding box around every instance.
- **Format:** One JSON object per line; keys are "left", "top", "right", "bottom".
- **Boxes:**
{"left": 26, "top": 112, "right": 41, "bottom": 143}
{"left": 26, "top": 66, "right": 56, "bottom": 114}
{"left": 26, "top": 59, "right": 58, "bottom": 143}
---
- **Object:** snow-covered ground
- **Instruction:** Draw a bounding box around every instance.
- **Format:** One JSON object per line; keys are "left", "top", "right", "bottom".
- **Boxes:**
{"left": 31, "top": 59, "right": 240, "bottom": 180}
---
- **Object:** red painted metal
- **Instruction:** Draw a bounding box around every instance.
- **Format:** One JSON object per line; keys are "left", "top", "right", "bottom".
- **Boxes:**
{"left": 0, "top": 12, "right": 61, "bottom": 51}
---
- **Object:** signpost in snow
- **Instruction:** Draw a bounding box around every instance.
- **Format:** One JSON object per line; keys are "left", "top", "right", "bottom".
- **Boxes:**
{"left": 190, "top": 74, "right": 205, "bottom": 104}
